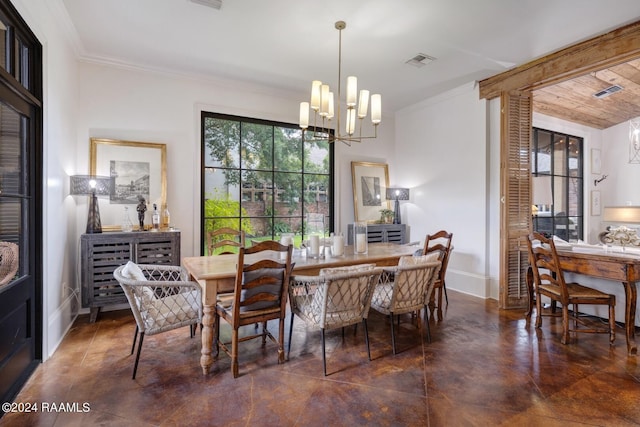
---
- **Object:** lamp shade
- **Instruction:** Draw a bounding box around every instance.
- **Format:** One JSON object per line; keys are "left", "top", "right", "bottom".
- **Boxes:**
{"left": 70, "top": 175, "right": 112, "bottom": 196}
{"left": 603, "top": 206, "right": 640, "bottom": 223}
{"left": 386, "top": 187, "right": 410, "bottom": 201}
{"left": 70, "top": 175, "right": 112, "bottom": 234}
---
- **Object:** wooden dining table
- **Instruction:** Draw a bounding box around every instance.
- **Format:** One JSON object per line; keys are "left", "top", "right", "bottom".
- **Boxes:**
{"left": 183, "top": 242, "right": 418, "bottom": 375}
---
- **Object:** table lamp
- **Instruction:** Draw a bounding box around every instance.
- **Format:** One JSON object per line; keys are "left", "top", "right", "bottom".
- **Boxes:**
{"left": 70, "top": 175, "right": 112, "bottom": 234}
{"left": 385, "top": 187, "right": 410, "bottom": 224}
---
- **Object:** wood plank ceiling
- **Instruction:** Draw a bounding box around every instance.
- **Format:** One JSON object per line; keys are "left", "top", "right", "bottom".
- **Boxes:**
{"left": 533, "top": 58, "right": 640, "bottom": 129}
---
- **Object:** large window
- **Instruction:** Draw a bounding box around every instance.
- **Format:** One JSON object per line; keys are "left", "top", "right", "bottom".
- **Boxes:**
{"left": 531, "top": 127, "right": 583, "bottom": 241}
{"left": 201, "top": 112, "right": 333, "bottom": 254}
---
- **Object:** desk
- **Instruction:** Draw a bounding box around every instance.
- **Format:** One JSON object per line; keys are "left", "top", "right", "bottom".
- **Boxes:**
{"left": 526, "top": 248, "right": 640, "bottom": 355}
{"left": 183, "top": 242, "right": 416, "bottom": 374}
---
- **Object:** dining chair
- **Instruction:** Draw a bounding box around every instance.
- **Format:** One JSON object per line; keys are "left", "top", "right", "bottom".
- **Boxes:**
{"left": 113, "top": 261, "right": 202, "bottom": 379}
{"left": 287, "top": 264, "right": 382, "bottom": 376}
{"left": 206, "top": 227, "right": 245, "bottom": 255}
{"left": 370, "top": 256, "right": 441, "bottom": 354}
{"left": 214, "top": 240, "right": 292, "bottom": 378}
{"left": 526, "top": 232, "right": 616, "bottom": 345}
{"left": 422, "top": 230, "right": 453, "bottom": 319}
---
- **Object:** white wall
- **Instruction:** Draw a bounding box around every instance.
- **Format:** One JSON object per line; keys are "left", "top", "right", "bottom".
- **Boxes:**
{"left": 77, "top": 62, "right": 396, "bottom": 259}
{"left": 600, "top": 120, "right": 640, "bottom": 207}
{"left": 11, "top": 0, "right": 81, "bottom": 359}
{"left": 395, "top": 82, "right": 490, "bottom": 299}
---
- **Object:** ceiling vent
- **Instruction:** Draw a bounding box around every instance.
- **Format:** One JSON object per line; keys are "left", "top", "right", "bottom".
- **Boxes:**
{"left": 189, "top": 0, "right": 222, "bottom": 10}
{"left": 405, "top": 53, "right": 436, "bottom": 68}
{"left": 593, "top": 85, "right": 623, "bottom": 99}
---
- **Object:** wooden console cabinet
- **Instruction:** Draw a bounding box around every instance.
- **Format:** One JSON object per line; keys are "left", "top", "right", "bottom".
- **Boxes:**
{"left": 347, "top": 223, "right": 407, "bottom": 245}
{"left": 80, "top": 231, "right": 180, "bottom": 322}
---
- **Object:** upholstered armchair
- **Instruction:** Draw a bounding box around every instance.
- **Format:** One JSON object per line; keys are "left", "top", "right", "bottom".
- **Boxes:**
{"left": 113, "top": 262, "right": 202, "bottom": 379}
{"left": 288, "top": 264, "right": 382, "bottom": 376}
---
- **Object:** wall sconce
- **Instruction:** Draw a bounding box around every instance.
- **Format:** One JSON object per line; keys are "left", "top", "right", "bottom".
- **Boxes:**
{"left": 70, "top": 175, "right": 112, "bottom": 234}
{"left": 385, "top": 187, "right": 410, "bottom": 224}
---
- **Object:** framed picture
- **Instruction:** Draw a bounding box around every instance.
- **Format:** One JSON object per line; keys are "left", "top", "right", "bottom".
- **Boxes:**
{"left": 351, "top": 161, "right": 390, "bottom": 222}
{"left": 90, "top": 138, "right": 167, "bottom": 231}
{"left": 591, "top": 148, "right": 601, "bottom": 174}
{"left": 591, "top": 190, "right": 601, "bottom": 216}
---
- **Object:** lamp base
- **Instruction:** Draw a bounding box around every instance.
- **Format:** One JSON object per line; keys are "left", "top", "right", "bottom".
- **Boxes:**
{"left": 86, "top": 193, "right": 103, "bottom": 234}
{"left": 393, "top": 199, "right": 401, "bottom": 224}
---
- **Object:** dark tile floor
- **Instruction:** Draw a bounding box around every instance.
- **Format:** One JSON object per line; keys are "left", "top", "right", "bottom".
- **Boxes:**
{"left": 3, "top": 290, "right": 640, "bottom": 426}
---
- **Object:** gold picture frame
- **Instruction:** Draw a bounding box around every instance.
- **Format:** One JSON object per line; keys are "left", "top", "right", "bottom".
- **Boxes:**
{"left": 90, "top": 138, "right": 167, "bottom": 231}
{"left": 351, "top": 161, "right": 390, "bottom": 223}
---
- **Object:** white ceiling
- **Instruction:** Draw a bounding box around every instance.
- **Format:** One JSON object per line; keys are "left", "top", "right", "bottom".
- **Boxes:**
{"left": 60, "top": 0, "right": 640, "bottom": 112}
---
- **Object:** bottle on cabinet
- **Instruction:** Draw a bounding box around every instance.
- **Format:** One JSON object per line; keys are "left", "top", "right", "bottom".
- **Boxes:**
{"left": 162, "top": 205, "right": 170, "bottom": 230}
{"left": 152, "top": 203, "right": 160, "bottom": 231}
{"left": 121, "top": 206, "right": 133, "bottom": 232}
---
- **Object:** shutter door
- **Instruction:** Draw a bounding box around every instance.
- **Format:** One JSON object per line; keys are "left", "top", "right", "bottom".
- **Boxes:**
{"left": 500, "top": 91, "right": 532, "bottom": 309}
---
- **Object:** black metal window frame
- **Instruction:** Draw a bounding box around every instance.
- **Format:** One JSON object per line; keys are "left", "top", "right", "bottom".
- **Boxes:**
{"left": 200, "top": 111, "right": 335, "bottom": 254}
{"left": 532, "top": 127, "right": 584, "bottom": 241}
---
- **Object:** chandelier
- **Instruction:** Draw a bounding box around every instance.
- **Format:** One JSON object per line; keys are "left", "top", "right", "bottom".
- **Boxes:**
{"left": 298, "top": 21, "right": 381, "bottom": 145}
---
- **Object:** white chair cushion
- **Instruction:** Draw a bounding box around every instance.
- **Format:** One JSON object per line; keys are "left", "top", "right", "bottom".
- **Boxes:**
{"left": 122, "top": 261, "right": 147, "bottom": 281}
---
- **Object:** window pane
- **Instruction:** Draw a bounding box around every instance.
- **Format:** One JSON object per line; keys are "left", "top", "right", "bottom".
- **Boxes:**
{"left": 304, "top": 139, "right": 330, "bottom": 174}
{"left": 203, "top": 117, "right": 240, "bottom": 168}
{"left": 204, "top": 170, "right": 240, "bottom": 223}
{"left": 275, "top": 127, "right": 302, "bottom": 172}
{"left": 242, "top": 122, "right": 272, "bottom": 170}
{"left": 534, "top": 130, "right": 551, "bottom": 173}
{"left": 0, "top": 104, "right": 23, "bottom": 196}
{"left": 16, "top": 36, "right": 29, "bottom": 90}
{"left": 0, "top": 19, "right": 7, "bottom": 73}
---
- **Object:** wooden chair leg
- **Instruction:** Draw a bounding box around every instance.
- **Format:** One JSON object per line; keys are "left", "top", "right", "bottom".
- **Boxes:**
{"left": 277, "top": 317, "right": 285, "bottom": 364}
{"left": 561, "top": 305, "right": 570, "bottom": 345}
{"left": 231, "top": 328, "right": 239, "bottom": 378}
{"left": 132, "top": 331, "right": 145, "bottom": 380}
{"left": 535, "top": 291, "right": 543, "bottom": 328}
{"left": 609, "top": 304, "right": 616, "bottom": 344}
{"left": 262, "top": 321, "right": 268, "bottom": 344}
{"left": 442, "top": 281, "right": 449, "bottom": 305}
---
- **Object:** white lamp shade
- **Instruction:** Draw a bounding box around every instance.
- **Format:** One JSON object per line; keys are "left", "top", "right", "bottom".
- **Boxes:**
{"left": 371, "top": 94, "right": 381, "bottom": 124}
{"left": 603, "top": 206, "right": 640, "bottom": 223}
{"left": 310, "top": 80, "right": 321, "bottom": 111}
{"left": 299, "top": 102, "right": 309, "bottom": 129}
{"left": 346, "top": 76, "right": 357, "bottom": 106}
